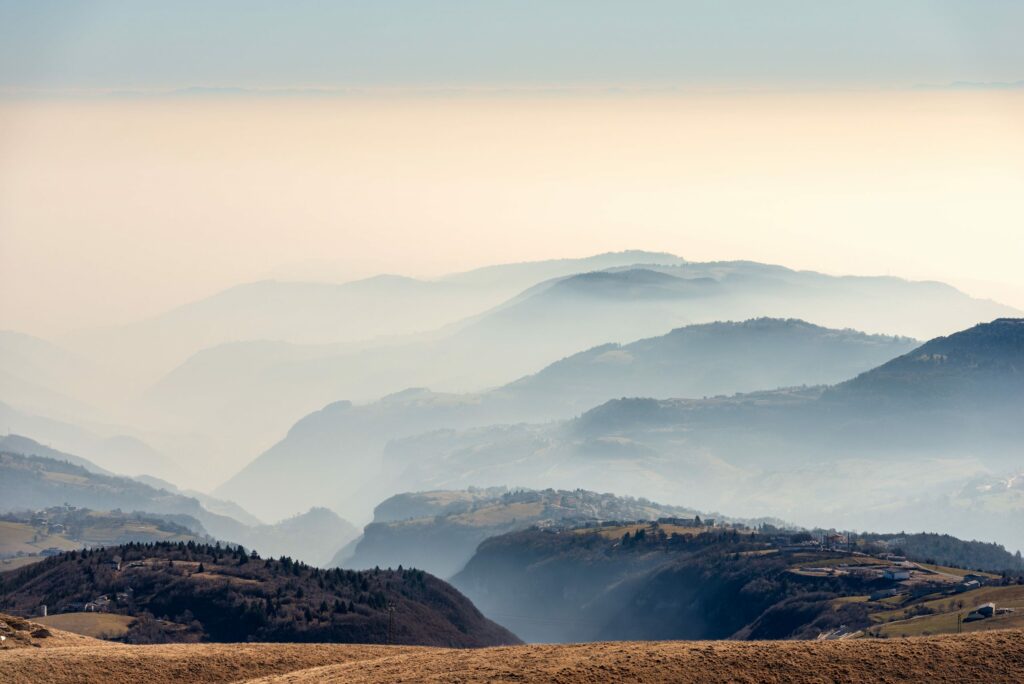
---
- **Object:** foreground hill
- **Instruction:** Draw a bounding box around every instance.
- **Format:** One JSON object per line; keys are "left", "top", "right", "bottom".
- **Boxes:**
{"left": 220, "top": 318, "right": 916, "bottom": 522}
{"left": 0, "top": 542, "right": 518, "bottom": 647}
{"left": 335, "top": 488, "right": 713, "bottom": 577}
{"left": 2, "top": 632, "right": 1023, "bottom": 684}
{"left": 0, "top": 612, "right": 117, "bottom": 650}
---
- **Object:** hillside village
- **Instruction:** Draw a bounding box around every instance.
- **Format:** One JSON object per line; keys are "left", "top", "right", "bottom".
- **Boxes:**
{"left": 0, "top": 506, "right": 204, "bottom": 573}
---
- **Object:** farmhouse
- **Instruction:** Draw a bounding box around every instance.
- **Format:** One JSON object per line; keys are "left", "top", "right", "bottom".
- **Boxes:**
{"left": 823, "top": 533, "right": 847, "bottom": 548}
{"left": 883, "top": 568, "right": 911, "bottom": 581}
{"left": 965, "top": 602, "right": 997, "bottom": 622}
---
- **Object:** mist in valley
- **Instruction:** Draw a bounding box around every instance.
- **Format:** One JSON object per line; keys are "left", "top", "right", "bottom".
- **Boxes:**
{"left": 2, "top": 9, "right": 1024, "bottom": 648}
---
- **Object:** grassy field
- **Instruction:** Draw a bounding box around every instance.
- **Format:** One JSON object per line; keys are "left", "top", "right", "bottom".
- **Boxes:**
{"left": 3, "top": 630, "right": 1024, "bottom": 684}
{"left": 0, "top": 515, "right": 194, "bottom": 567}
{"left": 0, "top": 521, "right": 80, "bottom": 556}
{"left": 74, "top": 514, "right": 190, "bottom": 545}
{"left": 0, "top": 555, "right": 46, "bottom": 572}
{"left": 869, "top": 585, "right": 1024, "bottom": 637}
{"left": 873, "top": 609, "right": 1024, "bottom": 638}
{"left": 872, "top": 584, "right": 1024, "bottom": 623}
{"left": 832, "top": 595, "right": 871, "bottom": 606}
{"left": 801, "top": 555, "right": 886, "bottom": 568}
{"left": 915, "top": 563, "right": 999, "bottom": 579}
{"left": 453, "top": 501, "right": 545, "bottom": 526}
{"left": 585, "top": 523, "right": 708, "bottom": 540}
{"left": 35, "top": 613, "right": 135, "bottom": 639}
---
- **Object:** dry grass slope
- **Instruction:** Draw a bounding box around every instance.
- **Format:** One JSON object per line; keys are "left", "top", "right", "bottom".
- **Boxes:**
{"left": 0, "top": 642, "right": 424, "bottom": 684}
{"left": 35, "top": 613, "right": 135, "bottom": 639}
{"left": 2, "top": 628, "right": 1023, "bottom": 684}
{"left": 245, "top": 633, "right": 1024, "bottom": 684}
{"left": 0, "top": 613, "right": 117, "bottom": 650}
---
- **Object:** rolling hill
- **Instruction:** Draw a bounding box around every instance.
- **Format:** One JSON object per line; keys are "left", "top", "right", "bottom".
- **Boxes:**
{"left": 0, "top": 542, "right": 519, "bottom": 647}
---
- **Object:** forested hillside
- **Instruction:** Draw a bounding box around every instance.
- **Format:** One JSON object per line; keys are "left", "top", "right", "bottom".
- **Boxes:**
{"left": 0, "top": 541, "right": 519, "bottom": 647}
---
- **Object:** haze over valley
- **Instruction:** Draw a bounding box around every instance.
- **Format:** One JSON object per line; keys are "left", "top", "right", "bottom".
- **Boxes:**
{"left": 3, "top": 4, "right": 1024, "bottom": 680}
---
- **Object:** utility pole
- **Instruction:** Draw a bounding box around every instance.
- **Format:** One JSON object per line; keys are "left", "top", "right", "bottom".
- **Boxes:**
{"left": 957, "top": 613, "right": 962, "bottom": 634}
{"left": 386, "top": 602, "right": 395, "bottom": 645}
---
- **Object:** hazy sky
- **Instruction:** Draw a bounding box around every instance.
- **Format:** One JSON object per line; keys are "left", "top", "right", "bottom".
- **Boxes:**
{"left": 1, "top": 2, "right": 1023, "bottom": 336}
{"left": 2, "top": 1, "right": 1024, "bottom": 92}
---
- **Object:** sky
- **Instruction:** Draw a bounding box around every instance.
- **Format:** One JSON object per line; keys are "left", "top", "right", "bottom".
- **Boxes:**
{"left": 3, "top": 1, "right": 1024, "bottom": 92}
{"left": 1, "top": 2, "right": 1023, "bottom": 335}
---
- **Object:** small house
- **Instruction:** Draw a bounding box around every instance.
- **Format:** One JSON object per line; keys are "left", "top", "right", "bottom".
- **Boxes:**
{"left": 965, "top": 602, "right": 996, "bottom": 622}
{"left": 955, "top": 580, "right": 981, "bottom": 593}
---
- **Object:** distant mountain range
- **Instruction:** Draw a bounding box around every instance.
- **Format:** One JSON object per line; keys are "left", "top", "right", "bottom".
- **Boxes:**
{"left": 147, "top": 260, "right": 1014, "bottom": 461}
{"left": 217, "top": 318, "right": 917, "bottom": 521}
{"left": 0, "top": 401, "right": 184, "bottom": 483}
{"left": 376, "top": 319, "right": 1024, "bottom": 550}
{"left": 65, "top": 251, "right": 688, "bottom": 384}
{"left": 3, "top": 251, "right": 1016, "bottom": 493}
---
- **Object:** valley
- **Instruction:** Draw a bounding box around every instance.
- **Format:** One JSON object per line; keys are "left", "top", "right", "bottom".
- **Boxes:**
{"left": 5, "top": 4, "right": 1024, "bottom": 678}
{"left": 2, "top": 252, "right": 1022, "bottom": 681}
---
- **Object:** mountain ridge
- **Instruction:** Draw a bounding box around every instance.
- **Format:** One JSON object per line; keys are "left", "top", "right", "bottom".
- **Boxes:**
{"left": 216, "top": 317, "right": 917, "bottom": 522}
